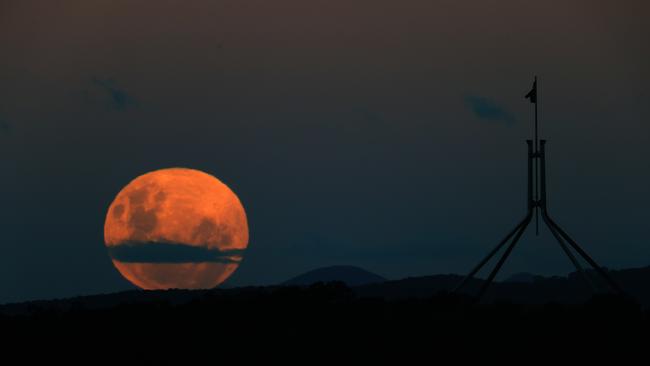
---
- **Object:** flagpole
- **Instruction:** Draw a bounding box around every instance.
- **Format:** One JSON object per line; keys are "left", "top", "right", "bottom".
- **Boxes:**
{"left": 534, "top": 76, "right": 539, "bottom": 236}
{"left": 454, "top": 76, "right": 626, "bottom": 299}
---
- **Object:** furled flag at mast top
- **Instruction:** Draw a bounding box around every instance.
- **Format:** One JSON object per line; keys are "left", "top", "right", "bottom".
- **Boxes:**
{"left": 525, "top": 78, "right": 537, "bottom": 103}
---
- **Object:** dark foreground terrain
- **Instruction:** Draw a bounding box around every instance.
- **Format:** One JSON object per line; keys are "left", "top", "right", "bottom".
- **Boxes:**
{"left": 1, "top": 281, "right": 648, "bottom": 360}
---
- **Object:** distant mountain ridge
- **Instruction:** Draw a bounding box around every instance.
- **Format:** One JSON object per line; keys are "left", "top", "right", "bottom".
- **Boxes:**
{"left": 3, "top": 265, "right": 650, "bottom": 314}
{"left": 283, "top": 265, "right": 386, "bottom": 287}
{"left": 355, "top": 266, "right": 650, "bottom": 305}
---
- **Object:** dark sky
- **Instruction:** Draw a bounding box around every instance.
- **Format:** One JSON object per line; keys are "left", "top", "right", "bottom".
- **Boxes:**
{"left": 1, "top": 0, "right": 648, "bottom": 303}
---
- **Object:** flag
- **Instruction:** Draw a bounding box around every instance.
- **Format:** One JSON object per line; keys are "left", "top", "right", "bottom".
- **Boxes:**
{"left": 525, "top": 79, "right": 537, "bottom": 104}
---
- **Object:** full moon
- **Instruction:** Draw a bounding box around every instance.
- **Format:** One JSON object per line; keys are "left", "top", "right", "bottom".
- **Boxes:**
{"left": 104, "top": 168, "right": 249, "bottom": 290}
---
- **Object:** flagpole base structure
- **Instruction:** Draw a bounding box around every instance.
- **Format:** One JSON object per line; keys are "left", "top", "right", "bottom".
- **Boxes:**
{"left": 453, "top": 140, "right": 625, "bottom": 302}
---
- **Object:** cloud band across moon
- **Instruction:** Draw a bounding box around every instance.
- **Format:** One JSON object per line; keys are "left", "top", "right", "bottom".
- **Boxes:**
{"left": 107, "top": 242, "right": 245, "bottom": 264}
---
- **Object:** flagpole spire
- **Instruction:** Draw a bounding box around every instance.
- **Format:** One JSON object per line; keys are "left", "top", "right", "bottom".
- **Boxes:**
{"left": 534, "top": 75, "right": 538, "bottom": 151}
{"left": 524, "top": 76, "right": 538, "bottom": 144}
{"left": 534, "top": 75, "right": 539, "bottom": 235}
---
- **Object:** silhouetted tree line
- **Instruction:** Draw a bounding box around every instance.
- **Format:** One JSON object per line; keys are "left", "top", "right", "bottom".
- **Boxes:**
{"left": 1, "top": 281, "right": 647, "bottom": 358}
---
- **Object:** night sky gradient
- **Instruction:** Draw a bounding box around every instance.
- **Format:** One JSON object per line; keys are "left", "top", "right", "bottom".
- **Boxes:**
{"left": 1, "top": 0, "right": 648, "bottom": 303}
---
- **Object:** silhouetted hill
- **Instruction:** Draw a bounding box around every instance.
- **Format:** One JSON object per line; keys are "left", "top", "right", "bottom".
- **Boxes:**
{"left": 3, "top": 265, "right": 650, "bottom": 316}
{"left": 283, "top": 265, "right": 386, "bottom": 287}
{"left": 504, "top": 272, "right": 542, "bottom": 283}
{"left": 607, "top": 265, "right": 650, "bottom": 306}
{"left": 0, "top": 281, "right": 646, "bottom": 359}
{"left": 2, "top": 266, "right": 650, "bottom": 358}
{"left": 355, "top": 265, "right": 650, "bottom": 306}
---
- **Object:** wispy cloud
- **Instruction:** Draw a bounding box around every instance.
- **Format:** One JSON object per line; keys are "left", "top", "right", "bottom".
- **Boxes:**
{"left": 108, "top": 241, "right": 245, "bottom": 264}
{"left": 464, "top": 95, "right": 515, "bottom": 125}
{"left": 92, "top": 77, "right": 138, "bottom": 110}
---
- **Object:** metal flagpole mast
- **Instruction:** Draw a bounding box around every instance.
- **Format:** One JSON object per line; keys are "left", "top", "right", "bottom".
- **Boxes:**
{"left": 534, "top": 75, "right": 539, "bottom": 236}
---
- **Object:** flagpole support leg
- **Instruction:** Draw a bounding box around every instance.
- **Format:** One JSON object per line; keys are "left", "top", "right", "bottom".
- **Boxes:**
{"left": 475, "top": 213, "right": 532, "bottom": 302}
{"left": 453, "top": 217, "right": 529, "bottom": 294}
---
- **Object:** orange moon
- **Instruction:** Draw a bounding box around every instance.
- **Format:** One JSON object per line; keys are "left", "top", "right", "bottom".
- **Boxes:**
{"left": 104, "top": 168, "right": 248, "bottom": 290}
